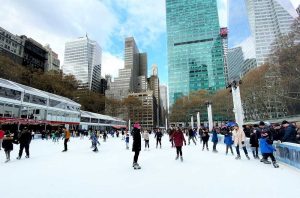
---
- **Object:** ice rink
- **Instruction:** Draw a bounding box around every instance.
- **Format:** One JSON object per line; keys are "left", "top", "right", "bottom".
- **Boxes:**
{"left": 1, "top": 135, "right": 300, "bottom": 198}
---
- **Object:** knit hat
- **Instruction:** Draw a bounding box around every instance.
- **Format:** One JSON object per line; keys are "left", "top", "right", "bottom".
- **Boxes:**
{"left": 259, "top": 121, "right": 265, "bottom": 126}
{"left": 282, "top": 120, "right": 289, "bottom": 125}
{"left": 133, "top": 123, "right": 141, "bottom": 129}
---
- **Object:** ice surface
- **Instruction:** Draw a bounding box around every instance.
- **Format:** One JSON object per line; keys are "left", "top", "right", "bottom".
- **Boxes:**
{"left": 1, "top": 135, "right": 300, "bottom": 198}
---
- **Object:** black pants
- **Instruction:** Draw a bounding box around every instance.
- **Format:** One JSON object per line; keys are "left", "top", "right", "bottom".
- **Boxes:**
{"left": 202, "top": 140, "right": 208, "bottom": 149}
{"left": 213, "top": 142, "right": 217, "bottom": 151}
{"left": 145, "top": 140, "right": 149, "bottom": 148}
{"left": 133, "top": 151, "right": 140, "bottom": 163}
{"left": 262, "top": 153, "right": 276, "bottom": 162}
{"left": 156, "top": 138, "right": 161, "bottom": 147}
{"left": 252, "top": 147, "right": 259, "bottom": 157}
{"left": 5, "top": 150, "right": 11, "bottom": 160}
{"left": 64, "top": 138, "right": 69, "bottom": 151}
{"left": 226, "top": 145, "right": 234, "bottom": 154}
{"left": 176, "top": 146, "right": 182, "bottom": 156}
{"left": 236, "top": 145, "right": 248, "bottom": 156}
{"left": 19, "top": 143, "right": 30, "bottom": 157}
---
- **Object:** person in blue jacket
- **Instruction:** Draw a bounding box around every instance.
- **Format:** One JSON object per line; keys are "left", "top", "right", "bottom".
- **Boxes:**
{"left": 260, "top": 130, "right": 279, "bottom": 168}
{"left": 224, "top": 128, "right": 234, "bottom": 155}
{"left": 211, "top": 128, "right": 219, "bottom": 153}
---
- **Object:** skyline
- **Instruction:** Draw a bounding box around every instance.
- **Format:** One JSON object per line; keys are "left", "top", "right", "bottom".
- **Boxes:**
{"left": 0, "top": 0, "right": 299, "bottom": 86}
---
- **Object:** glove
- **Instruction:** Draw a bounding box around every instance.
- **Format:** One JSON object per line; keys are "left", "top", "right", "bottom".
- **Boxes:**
{"left": 241, "top": 141, "right": 245, "bottom": 145}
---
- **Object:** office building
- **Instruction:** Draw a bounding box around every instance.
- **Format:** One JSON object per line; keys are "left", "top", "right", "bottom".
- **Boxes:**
{"left": 227, "top": 47, "right": 244, "bottom": 81}
{"left": 220, "top": 27, "right": 229, "bottom": 84}
{"left": 245, "top": 0, "right": 297, "bottom": 66}
{"left": 166, "top": 0, "right": 226, "bottom": 106}
{"left": 63, "top": 36, "right": 102, "bottom": 92}
{"left": 0, "top": 27, "right": 25, "bottom": 64}
{"left": 106, "top": 37, "right": 148, "bottom": 100}
{"left": 44, "top": 44, "right": 60, "bottom": 71}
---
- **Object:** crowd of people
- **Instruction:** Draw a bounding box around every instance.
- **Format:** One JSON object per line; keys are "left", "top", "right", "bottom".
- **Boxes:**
{"left": 0, "top": 119, "right": 299, "bottom": 170}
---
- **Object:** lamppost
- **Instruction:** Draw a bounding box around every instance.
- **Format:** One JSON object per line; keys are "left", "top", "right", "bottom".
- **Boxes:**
{"left": 227, "top": 80, "right": 244, "bottom": 127}
{"left": 190, "top": 114, "right": 194, "bottom": 129}
{"left": 205, "top": 101, "right": 213, "bottom": 131}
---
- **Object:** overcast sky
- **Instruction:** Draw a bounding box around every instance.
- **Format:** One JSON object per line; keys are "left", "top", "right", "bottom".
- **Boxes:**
{"left": 0, "top": 0, "right": 299, "bottom": 85}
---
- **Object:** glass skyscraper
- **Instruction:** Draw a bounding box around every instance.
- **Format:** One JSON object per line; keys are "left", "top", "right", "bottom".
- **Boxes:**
{"left": 166, "top": 0, "right": 226, "bottom": 106}
{"left": 245, "top": 0, "right": 297, "bottom": 66}
{"left": 63, "top": 36, "right": 102, "bottom": 92}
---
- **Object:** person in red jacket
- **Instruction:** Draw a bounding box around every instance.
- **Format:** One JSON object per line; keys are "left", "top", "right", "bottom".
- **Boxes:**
{"left": 171, "top": 127, "right": 186, "bottom": 162}
{"left": 0, "top": 127, "right": 5, "bottom": 150}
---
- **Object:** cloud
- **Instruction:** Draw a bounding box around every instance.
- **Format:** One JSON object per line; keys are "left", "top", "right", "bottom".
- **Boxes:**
{"left": 101, "top": 52, "right": 124, "bottom": 79}
{"left": 217, "top": 0, "right": 228, "bottom": 27}
{"left": 0, "top": 0, "right": 119, "bottom": 64}
{"left": 234, "top": 36, "right": 256, "bottom": 59}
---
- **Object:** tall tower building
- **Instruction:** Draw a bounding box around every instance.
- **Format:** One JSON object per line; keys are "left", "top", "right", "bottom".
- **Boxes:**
{"left": 245, "top": 0, "right": 297, "bottom": 66}
{"left": 63, "top": 36, "right": 102, "bottom": 92}
{"left": 227, "top": 47, "right": 244, "bottom": 81}
{"left": 166, "top": 0, "right": 226, "bottom": 106}
{"left": 105, "top": 37, "right": 148, "bottom": 100}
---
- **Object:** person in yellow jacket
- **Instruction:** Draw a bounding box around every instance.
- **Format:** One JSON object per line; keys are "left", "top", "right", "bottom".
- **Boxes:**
{"left": 62, "top": 128, "right": 71, "bottom": 152}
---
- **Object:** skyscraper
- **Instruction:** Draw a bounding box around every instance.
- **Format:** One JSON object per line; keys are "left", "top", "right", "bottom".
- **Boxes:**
{"left": 227, "top": 47, "right": 244, "bottom": 81}
{"left": 245, "top": 0, "right": 297, "bottom": 66}
{"left": 44, "top": 44, "right": 60, "bottom": 71}
{"left": 106, "top": 37, "right": 148, "bottom": 100}
{"left": 166, "top": 0, "right": 226, "bottom": 106}
{"left": 63, "top": 36, "right": 102, "bottom": 92}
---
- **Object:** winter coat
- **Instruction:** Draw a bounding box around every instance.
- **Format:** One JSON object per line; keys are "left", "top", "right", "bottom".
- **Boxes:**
{"left": 224, "top": 133, "right": 233, "bottom": 145}
{"left": 132, "top": 128, "right": 141, "bottom": 152}
{"left": 143, "top": 132, "right": 150, "bottom": 140}
{"left": 64, "top": 130, "right": 71, "bottom": 139}
{"left": 249, "top": 131, "right": 259, "bottom": 147}
{"left": 172, "top": 130, "right": 186, "bottom": 147}
{"left": 201, "top": 132, "right": 210, "bottom": 142}
{"left": 18, "top": 130, "right": 32, "bottom": 145}
{"left": 155, "top": 131, "right": 162, "bottom": 140}
{"left": 188, "top": 129, "right": 194, "bottom": 137}
{"left": 260, "top": 138, "right": 275, "bottom": 154}
{"left": 2, "top": 135, "right": 13, "bottom": 151}
{"left": 0, "top": 130, "right": 4, "bottom": 139}
{"left": 125, "top": 135, "right": 130, "bottom": 143}
{"left": 282, "top": 124, "right": 297, "bottom": 143}
{"left": 211, "top": 131, "right": 218, "bottom": 143}
{"left": 232, "top": 128, "right": 246, "bottom": 147}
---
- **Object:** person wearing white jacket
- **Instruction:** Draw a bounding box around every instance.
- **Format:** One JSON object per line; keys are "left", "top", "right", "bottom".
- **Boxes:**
{"left": 232, "top": 124, "right": 250, "bottom": 160}
{"left": 143, "top": 130, "right": 150, "bottom": 150}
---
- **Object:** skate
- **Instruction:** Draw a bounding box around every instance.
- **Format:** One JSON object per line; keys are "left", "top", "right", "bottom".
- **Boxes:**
{"left": 25, "top": 155, "right": 29, "bottom": 158}
{"left": 133, "top": 163, "right": 141, "bottom": 169}
{"left": 213, "top": 150, "right": 218, "bottom": 153}
{"left": 235, "top": 155, "right": 241, "bottom": 160}
{"left": 207, "top": 147, "right": 209, "bottom": 151}
{"left": 246, "top": 155, "right": 250, "bottom": 160}
{"left": 16, "top": 156, "right": 21, "bottom": 160}
{"left": 5, "top": 159, "right": 10, "bottom": 163}
{"left": 273, "top": 161, "right": 279, "bottom": 168}
{"left": 175, "top": 155, "right": 179, "bottom": 160}
{"left": 92, "top": 148, "right": 98, "bottom": 152}
{"left": 180, "top": 156, "right": 183, "bottom": 162}
{"left": 202, "top": 147, "right": 204, "bottom": 151}
{"left": 62, "top": 150, "right": 67, "bottom": 152}
{"left": 261, "top": 159, "right": 271, "bottom": 164}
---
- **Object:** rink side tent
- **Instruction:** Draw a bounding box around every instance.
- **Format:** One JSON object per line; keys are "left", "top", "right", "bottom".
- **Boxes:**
{"left": 0, "top": 78, "right": 81, "bottom": 129}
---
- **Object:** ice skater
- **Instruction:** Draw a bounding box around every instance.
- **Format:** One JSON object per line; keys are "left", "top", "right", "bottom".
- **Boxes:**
{"left": 224, "top": 128, "right": 234, "bottom": 155}
{"left": 155, "top": 129, "right": 163, "bottom": 149}
{"left": 188, "top": 128, "right": 197, "bottom": 145}
{"left": 171, "top": 127, "right": 186, "bottom": 162}
{"left": 62, "top": 128, "right": 70, "bottom": 152}
{"left": 17, "top": 127, "right": 32, "bottom": 160}
{"left": 201, "top": 129, "right": 210, "bottom": 151}
{"left": 211, "top": 128, "right": 218, "bottom": 152}
{"left": 250, "top": 125, "right": 260, "bottom": 159}
{"left": 90, "top": 132, "right": 100, "bottom": 152}
{"left": 125, "top": 133, "right": 130, "bottom": 150}
{"left": 2, "top": 131, "right": 14, "bottom": 163}
{"left": 232, "top": 124, "right": 250, "bottom": 160}
{"left": 143, "top": 130, "right": 150, "bottom": 150}
{"left": 260, "top": 129, "right": 279, "bottom": 168}
{"left": 132, "top": 123, "right": 141, "bottom": 169}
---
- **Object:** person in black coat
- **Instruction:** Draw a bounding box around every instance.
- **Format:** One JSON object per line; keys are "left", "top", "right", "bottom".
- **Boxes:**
{"left": 281, "top": 120, "right": 297, "bottom": 143}
{"left": 132, "top": 123, "right": 141, "bottom": 169}
{"left": 17, "top": 128, "right": 32, "bottom": 159}
{"left": 2, "top": 131, "right": 14, "bottom": 163}
{"left": 250, "top": 126, "right": 259, "bottom": 159}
